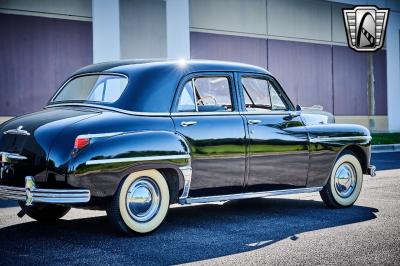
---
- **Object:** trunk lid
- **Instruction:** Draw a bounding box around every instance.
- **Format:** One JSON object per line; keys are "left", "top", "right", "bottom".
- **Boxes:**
{"left": 0, "top": 107, "right": 100, "bottom": 186}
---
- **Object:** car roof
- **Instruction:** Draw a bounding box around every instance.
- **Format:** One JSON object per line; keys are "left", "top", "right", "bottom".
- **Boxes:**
{"left": 57, "top": 59, "right": 273, "bottom": 113}
{"left": 72, "top": 59, "right": 270, "bottom": 76}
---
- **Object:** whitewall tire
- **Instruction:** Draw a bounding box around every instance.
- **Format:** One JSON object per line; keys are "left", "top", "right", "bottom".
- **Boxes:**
{"left": 320, "top": 152, "right": 363, "bottom": 208}
{"left": 107, "top": 169, "right": 170, "bottom": 235}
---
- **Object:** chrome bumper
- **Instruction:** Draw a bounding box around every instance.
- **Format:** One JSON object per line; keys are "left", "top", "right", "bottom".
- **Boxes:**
{"left": 367, "top": 165, "right": 376, "bottom": 177}
{"left": 0, "top": 176, "right": 90, "bottom": 205}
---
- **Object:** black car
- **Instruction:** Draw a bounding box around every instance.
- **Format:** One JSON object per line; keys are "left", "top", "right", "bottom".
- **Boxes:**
{"left": 0, "top": 60, "right": 375, "bottom": 235}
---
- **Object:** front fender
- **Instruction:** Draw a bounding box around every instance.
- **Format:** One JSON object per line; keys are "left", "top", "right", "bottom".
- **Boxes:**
{"left": 68, "top": 130, "right": 190, "bottom": 198}
{"left": 306, "top": 124, "right": 371, "bottom": 187}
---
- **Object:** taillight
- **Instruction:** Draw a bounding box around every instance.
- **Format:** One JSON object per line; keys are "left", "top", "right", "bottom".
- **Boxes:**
{"left": 74, "top": 137, "right": 91, "bottom": 150}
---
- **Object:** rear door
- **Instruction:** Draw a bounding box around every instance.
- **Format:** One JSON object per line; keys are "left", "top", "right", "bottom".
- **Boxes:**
{"left": 238, "top": 73, "right": 309, "bottom": 191}
{"left": 171, "top": 73, "right": 246, "bottom": 197}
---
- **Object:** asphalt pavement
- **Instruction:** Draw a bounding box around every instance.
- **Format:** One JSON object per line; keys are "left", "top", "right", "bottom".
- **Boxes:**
{"left": 0, "top": 152, "right": 399, "bottom": 265}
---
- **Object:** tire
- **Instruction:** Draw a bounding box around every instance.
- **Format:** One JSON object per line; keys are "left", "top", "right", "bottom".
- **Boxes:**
{"left": 320, "top": 151, "right": 363, "bottom": 208}
{"left": 19, "top": 202, "right": 71, "bottom": 222}
{"left": 107, "top": 169, "right": 170, "bottom": 235}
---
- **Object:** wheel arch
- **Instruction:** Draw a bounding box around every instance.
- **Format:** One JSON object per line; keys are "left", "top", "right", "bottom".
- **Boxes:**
{"left": 339, "top": 144, "right": 368, "bottom": 174}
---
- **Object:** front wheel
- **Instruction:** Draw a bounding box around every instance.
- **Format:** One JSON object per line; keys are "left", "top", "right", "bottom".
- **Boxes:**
{"left": 107, "top": 169, "right": 170, "bottom": 235}
{"left": 320, "top": 152, "right": 363, "bottom": 208}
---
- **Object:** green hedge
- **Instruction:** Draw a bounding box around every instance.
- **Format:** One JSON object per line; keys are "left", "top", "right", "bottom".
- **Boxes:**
{"left": 371, "top": 133, "right": 400, "bottom": 145}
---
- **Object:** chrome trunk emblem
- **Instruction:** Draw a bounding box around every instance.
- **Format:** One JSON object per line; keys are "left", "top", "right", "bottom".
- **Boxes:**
{"left": 3, "top": 125, "right": 30, "bottom": 136}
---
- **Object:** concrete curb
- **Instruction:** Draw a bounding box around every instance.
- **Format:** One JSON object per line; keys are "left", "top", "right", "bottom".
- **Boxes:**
{"left": 372, "top": 144, "right": 400, "bottom": 153}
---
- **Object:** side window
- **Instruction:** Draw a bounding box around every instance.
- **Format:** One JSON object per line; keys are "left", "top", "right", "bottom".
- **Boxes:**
{"left": 177, "top": 81, "right": 196, "bottom": 112}
{"left": 269, "top": 82, "right": 287, "bottom": 110}
{"left": 242, "top": 77, "right": 271, "bottom": 111}
{"left": 177, "top": 76, "right": 233, "bottom": 112}
{"left": 87, "top": 76, "right": 128, "bottom": 102}
{"left": 241, "top": 76, "right": 288, "bottom": 112}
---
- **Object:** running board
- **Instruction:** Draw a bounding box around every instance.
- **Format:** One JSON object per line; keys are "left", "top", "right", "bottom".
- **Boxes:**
{"left": 179, "top": 187, "right": 323, "bottom": 205}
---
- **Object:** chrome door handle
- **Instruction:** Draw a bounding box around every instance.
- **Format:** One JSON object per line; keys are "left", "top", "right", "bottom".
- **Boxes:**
{"left": 248, "top": 120, "right": 262, "bottom": 125}
{"left": 180, "top": 121, "right": 197, "bottom": 127}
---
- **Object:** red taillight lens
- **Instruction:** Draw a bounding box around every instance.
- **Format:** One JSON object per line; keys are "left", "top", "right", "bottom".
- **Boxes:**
{"left": 74, "top": 137, "right": 90, "bottom": 150}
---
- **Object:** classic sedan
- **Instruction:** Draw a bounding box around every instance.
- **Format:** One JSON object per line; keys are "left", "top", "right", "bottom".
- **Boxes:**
{"left": 0, "top": 60, "right": 375, "bottom": 235}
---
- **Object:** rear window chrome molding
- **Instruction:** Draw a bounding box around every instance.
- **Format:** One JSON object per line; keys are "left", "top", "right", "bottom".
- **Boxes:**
{"left": 50, "top": 72, "right": 129, "bottom": 103}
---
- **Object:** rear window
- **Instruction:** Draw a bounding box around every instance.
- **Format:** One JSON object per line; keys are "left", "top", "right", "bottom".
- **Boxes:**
{"left": 52, "top": 74, "right": 128, "bottom": 103}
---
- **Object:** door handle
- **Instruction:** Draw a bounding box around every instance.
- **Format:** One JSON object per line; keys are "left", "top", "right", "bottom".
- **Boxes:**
{"left": 248, "top": 120, "right": 262, "bottom": 125}
{"left": 180, "top": 121, "right": 197, "bottom": 127}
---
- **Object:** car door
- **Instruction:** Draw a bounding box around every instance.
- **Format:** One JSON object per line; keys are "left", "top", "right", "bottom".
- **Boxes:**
{"left": 171, "top": 73, "right": 246, "bottom": 197}
{"left": 238, "top": 73, "right": 309, "bottom": 191}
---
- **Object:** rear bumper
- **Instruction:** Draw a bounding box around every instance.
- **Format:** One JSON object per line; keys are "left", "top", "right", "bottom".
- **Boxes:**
{"left": 0, "top": 176, "right": 90, "bottom": 205}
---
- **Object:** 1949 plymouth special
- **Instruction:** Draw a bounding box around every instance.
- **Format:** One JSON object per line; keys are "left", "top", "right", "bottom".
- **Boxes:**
{"left": 0, "top": 60, "right": 375, "bottom": 235}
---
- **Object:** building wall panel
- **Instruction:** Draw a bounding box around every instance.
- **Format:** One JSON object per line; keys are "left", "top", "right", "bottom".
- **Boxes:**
{"left": 0, "top": 14, "right": 92, "bottom": 116}
{"left": 190, "top": 32, "right": 268, "bottom": 68}
{"left": 268, "top": 39, "right": 333, "bottom": 112}
{"left": 267, "top": 0, "right": 331, "bottom": 42}
{"left": 120, "top": 0, "right": 166, "bottom": 59}
{"left": 190, "top": 0, "right": 267, "bottom": 35}
{"left": 374, "top": 50, "right": 388, "bottom": 115}
{"left": 0, "top": 0, "right": 91, "bottom": 18}
{"left": 332, "top": 46, "right": 368, "bottom": 115}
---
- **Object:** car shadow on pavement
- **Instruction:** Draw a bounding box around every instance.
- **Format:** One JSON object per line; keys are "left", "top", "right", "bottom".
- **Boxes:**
{"left": 0, "top": 198, "right": 378, "bottom": 265}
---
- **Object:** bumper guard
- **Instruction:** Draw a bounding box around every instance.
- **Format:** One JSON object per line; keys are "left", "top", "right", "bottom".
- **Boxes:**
{"left": 0, "top": 176, "right": 90, "bottom": 206}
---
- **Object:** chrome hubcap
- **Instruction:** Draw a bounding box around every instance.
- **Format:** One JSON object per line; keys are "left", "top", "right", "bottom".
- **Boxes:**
{"left": 334, "top": 163, "right": 357, "bottom": 198}
{"left": 126, "top": 177, "right": 161, "bottom": 222}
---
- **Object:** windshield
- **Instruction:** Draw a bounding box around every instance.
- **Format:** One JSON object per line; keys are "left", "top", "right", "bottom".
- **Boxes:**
{"left": 52, "top": 74, "right": 128, "bottom": 103}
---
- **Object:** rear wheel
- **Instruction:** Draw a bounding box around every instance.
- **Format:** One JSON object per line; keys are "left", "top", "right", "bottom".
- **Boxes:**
{"left": 107, "top": 169, "right": 170, "bottom": 235}
{"left": 320, "top": 151, "right": 363, "bottom": 208}
{"left": 19, "top": 202, "right": 71, "bottom": 222}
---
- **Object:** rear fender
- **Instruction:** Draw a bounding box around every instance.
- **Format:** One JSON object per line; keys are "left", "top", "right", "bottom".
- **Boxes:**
{"left": 68, "top": 130, "right": 191, "bottom": 198}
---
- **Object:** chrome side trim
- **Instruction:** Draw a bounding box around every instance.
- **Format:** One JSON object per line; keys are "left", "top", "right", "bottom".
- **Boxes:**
{"left": 0, "top": 176, "right": 90, "bottom": 205}
{"left": 309, "top": 136, "right": 372, "bottom": 143}
{"left": 0, "top": 152, "right": 27, "bottom": 162}
{"left": 178, "top": 165, "right": 192, "bottom": 201}
{"left": 180, "top": 187, "right": 323, "bottom": 205}
{"left": 86, "top": 154, "right": 190, "bottom": 165}
{"left": 78, "top": 132, "right": 123, "bottom": 139}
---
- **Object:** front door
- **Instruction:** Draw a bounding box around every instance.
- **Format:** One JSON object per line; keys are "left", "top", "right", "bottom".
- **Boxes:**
{"left": 171, "top": 73, "right": 246, "bottom": 197}
{"left": 239, "top": 74, "right": 309, "bottom": 191}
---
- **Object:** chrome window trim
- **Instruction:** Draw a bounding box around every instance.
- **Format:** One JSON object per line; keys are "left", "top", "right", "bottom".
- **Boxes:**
{"left": 179, "top": 187, "right": 323, "bottom": 205}
{"left": 171, "top": 111, "right": 240, "bottom": 116}
{"left": 238, "top": 110, "right": 296, "bottom": 116}
{"left": 309, "top": 136, "right": 372, "bottom": 143}
{"left": 86, "top": 154, "right": 190, "bottom": 165}
{"left": 50, "top": 72, "right": 129, "bottom": 103}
